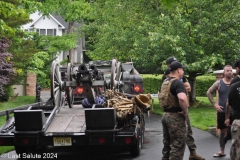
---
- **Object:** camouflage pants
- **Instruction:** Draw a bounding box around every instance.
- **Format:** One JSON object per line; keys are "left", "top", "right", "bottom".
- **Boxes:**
{"left": 186, "top": 115, "right": 197, "bottom": 152}
{"left": 162, "top": 112, "right": 187, "bottom": 160}
{"left": 230, "top": 119, "right": 240, "bottom": 160}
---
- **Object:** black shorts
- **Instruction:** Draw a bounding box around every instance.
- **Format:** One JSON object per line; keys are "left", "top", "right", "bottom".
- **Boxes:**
{"left": 217, "top": 112, "right": 233, "bottom": 129}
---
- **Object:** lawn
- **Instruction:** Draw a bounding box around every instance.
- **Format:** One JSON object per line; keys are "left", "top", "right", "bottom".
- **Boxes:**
{"left": 0, "top": 96, "right": 36, "bottom": 111}
{"left": 0, "top": 96, "right": 35, "bottom": 154}
{"left": 152, "top": 97, "right": 216, "bottom": 131}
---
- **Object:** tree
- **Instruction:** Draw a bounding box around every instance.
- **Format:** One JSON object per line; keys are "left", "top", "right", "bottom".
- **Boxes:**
{"left": 0, "top": 0, "right": 51, "bottom": 97}
{"left": 36, "top": 0, "right": 91, "bottom": 64}
{"left": 0, "top": 38, "right": 14, "bottom": 97}
{"left": 84, "top": 0, "right": 240, "bottom": 103}
{"left": 0, "top": 0, "right": 32, "bottom": 38}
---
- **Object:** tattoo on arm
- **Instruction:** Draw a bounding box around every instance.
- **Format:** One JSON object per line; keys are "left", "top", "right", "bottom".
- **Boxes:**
{"left": 206, "top": 81, "right": 219, "bottom": 105}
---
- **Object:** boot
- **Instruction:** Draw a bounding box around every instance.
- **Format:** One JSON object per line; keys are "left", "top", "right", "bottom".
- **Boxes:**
{"left": 189, "top": 150, "right": 205, "bottom": 160}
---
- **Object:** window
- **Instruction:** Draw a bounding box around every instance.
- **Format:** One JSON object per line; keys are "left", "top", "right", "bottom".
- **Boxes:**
{"left": 36, "top": 29, "right": 56, "bottom": 36}
{"left": 40, "top": 29, "right": 46, "bottom": 35}
{"left": 47, "top": 29, "right": 57, "bottom": 36}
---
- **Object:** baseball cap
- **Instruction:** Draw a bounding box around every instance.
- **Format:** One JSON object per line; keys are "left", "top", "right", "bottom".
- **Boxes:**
{"left": 169, "top": 61, "right": 186, "bottom": 71}
{"left": 166, "top": 57, "right": 177, "bottom": 65}
{"left": 234, "top": 58, "right": 240, "bottom": 68}
{"left": 164, "top": 68, "right": 170, "bottom": 75}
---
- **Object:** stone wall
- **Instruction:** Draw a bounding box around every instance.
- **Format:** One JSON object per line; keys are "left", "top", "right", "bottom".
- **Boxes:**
{"left": 26, "top": 72, "right": 36, "bottom": 96}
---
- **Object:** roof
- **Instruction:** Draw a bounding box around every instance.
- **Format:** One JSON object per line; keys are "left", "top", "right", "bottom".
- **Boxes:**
{"left": 26, "top": 12, "right": 66, "bottom": 29}
{"left": 51, "top": 13, "right": 80, "bottom": 29}
{"left": 213, "top": 69, "right": 236, "bottom": 74}
{"left": 51, "top": 14, "right": 68, "bottom": 28}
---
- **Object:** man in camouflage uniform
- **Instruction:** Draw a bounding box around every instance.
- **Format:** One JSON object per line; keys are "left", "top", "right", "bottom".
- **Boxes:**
{"left": 162, "top": 57, "right": 205, "bottom": 160}
{"left": 160, "top": 61, "right": 189, "bottom": 160}
{"left": 225, "top": 58, "right": 240, "bottom": 160}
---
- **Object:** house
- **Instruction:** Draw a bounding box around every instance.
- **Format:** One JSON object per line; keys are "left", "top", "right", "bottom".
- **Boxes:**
{"left": 22, "top": 11, "right": 86, "bottom": 64}
{"left": 14, "top": 12, "right": 86, "bottom": 96}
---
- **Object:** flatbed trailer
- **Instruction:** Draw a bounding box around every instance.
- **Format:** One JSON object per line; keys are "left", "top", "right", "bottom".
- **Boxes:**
{"left": 0, "top": 59, "right": 149, "bottom": 157}
{"left": 0, "top": 102, "right": 144, "bottom": 157}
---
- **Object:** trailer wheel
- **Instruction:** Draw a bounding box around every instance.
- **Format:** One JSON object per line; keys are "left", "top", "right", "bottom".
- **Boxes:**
{"left": 140, "top": 115, "right": 145, "bottom": 148}
{"left": 141, "top": 127, "right": 144, "bottom": 149}
{"left": 50, "top": 60, "right": 64, "bottom": 107}
{"left": 110, "top": 59, "right": 117, "bottom": 90}
{"left": 65, "top": 63, "right": 74, "bottom": 108}
{"left": 130, "top": 129, "right": 141, "bottom": 157}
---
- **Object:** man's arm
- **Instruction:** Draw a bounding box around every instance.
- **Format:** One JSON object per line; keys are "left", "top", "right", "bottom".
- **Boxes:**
{"left": 225, "top": 99, "right": 231, "bottom": 126}
{"left": 184, "top": 82, "right": 191, "bottom": 93}
{"left": 177, "top": 92, "right": 189, "bottom": 119}
{"left": 206, "top": 81, "right": 222, "bottom": 112}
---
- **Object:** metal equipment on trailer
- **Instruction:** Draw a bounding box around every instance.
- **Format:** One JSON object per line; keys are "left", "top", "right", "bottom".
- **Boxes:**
{"left": 0, "top": 59, "right": 151, "bottom": 157}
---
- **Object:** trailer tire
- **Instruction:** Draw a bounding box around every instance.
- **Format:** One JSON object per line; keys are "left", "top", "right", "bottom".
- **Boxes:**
{"left": 140, "top": 115, "right": 145, "bottom": 149}
{"left": 130, "top": 130, "right": 141, "bottom": 157}
{"left": 141, "top": 128, "right": 144, "bottom": 149}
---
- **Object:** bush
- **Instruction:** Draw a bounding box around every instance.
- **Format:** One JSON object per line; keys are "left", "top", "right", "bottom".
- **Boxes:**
{"left": 142, "top": 74, "right": 216, "bottom": 97}
{"left": 196, "top": 76, "right": 216, "bottom": 96}
{"left": 0, "top": 85, "right": 14, "bottom": 102}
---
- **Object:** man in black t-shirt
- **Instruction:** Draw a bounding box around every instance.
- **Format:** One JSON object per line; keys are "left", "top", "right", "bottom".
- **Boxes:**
{"left": 161, "top": 58, "right": 204, "bottom": 160}
{"left": 161, "top": 61, "right": 189, "bottom": 160}
{"left": 225, "top": 58, "right": 240, "bottom": 160}
{"left": 225, "top": 81, "right": 240, "bottom": 160}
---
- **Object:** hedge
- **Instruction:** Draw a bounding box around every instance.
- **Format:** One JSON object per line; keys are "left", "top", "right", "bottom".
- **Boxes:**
{"left": 142, "top": 74, "right": 216, "bottom": 97}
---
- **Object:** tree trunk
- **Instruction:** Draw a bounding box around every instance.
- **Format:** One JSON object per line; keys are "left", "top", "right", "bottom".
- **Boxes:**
{"left": 68, "top": 22, "right": 74, "bottom": 64}
{"left": 188, "top": 75, "right": 196, "bottom": 105}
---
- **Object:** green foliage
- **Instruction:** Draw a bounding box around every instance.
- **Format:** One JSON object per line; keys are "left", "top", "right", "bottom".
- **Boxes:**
{"left": 142, "top": 74, "right": 162, "bottom": 94}
{"left": 40, "top": 34, "right": 78, "bottom": 55}
{"left": 143, "top": 74, "right": 216, "bottom": 97}
{"left": 85, "top": 0, "right": 240, "bottom": 74}
{"left": 196, "top": 76, "right": 216, "bottom": 97}
{"left": 0, "top": 85, "right": 14, "bottom": 102}
{"left": 0, "top": 0, "right": 32, "bottom": 37}
{"left": 84, "top": 0, "right": 240, "bottom": 101}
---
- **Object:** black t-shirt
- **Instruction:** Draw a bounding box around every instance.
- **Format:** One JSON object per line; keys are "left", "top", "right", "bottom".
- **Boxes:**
{"left": 168, "top": 77, "right": 187, "bottom": 95}
{"left": 161, "top": 75, "right": 167, "bottom": 83}
{"left": 228, "top": 81, "right": 240, "bottom": 120}
{"left": 230, "top": 76, "right": 240, "bottom": 85}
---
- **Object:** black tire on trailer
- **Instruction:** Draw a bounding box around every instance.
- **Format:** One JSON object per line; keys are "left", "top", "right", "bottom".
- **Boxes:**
{"left": 130, "top": 128, "right": 141, "bottom": 157}
{"left": 140, "top": 115, "right": 145, "bottom": 149}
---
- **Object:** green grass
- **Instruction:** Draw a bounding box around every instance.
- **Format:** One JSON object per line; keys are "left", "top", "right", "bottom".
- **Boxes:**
{"left": 0, "top": 96, "right": 35, "bottom": 154}
{"left": 152, "top": 97, "right": 216, "bottom": 131}
{"left": 0, "top": 96, "right": 35, "bottom": 111}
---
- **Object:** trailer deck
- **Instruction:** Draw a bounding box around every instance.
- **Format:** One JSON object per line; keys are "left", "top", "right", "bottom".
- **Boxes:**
{"left": 46, "top": 105, "right": 86, "bottom": 133}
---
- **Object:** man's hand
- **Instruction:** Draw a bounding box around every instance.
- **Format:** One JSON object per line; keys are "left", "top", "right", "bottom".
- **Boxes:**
{"left": 214, "top": 104, "right": 223, "bottom": 112}
{"left": 225, "top": 118, "right": 230, "bottom": 126}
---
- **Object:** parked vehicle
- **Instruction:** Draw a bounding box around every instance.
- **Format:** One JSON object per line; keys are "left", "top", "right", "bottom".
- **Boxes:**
{"left": 0, "top": 59, "right": 149, "bottom": 157}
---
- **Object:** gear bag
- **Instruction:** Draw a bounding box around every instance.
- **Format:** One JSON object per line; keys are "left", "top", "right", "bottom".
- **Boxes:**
{"left": 158, "top": 78, "right": 177, "bottom": 109}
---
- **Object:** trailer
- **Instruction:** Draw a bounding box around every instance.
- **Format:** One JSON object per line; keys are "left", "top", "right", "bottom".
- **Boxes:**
{"left": 0, "top": 59, "right": 152, "bottom": 158}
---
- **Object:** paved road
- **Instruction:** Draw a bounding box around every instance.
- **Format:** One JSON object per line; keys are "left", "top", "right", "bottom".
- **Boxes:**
{"left": 0, "top": 90, "right": 232, "bottom": 160}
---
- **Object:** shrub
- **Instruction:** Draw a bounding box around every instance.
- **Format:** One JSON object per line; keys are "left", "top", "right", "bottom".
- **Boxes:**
{"left": 142, "top": 74, "right": 216, "bottom": 97}
{"left": 0, "top": 85, "right": 14, "bottom": 102}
